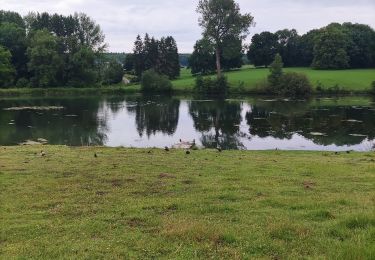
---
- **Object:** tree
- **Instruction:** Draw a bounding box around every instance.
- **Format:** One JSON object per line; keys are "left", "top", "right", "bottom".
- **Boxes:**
{"left": 298, "top": 29, "right": 320, "bottom": 67}
{"left": 342, "top": 23, "right": 375, "bottom": 68}
{"left": 103, "top": 60, "right": 124, "bottom": 85}
{"left": 75, "top": 13, "right": 107, "bottom": 52}
{"left": 197, "top": 0, "right": 254, "bottom": 78}
{"left": 124, "top": 53, "right": 135, "bottom": 72}
{"left": 133, "top": 35, "right": 145, "bottom": 78}
{"left": 0, "top": 22, "right": 27, "bottom": 78}
{"left": 312, "top": 27, "right": 350, "bottom": 69}
{"left": 247, "top": 32, "right": 278, "bottom": 67}
{"left": 268, "top": 53, "right": 283, "bottom": 87}
{"left": 221, "top": 34, "right": 243, "bottom": 70}
{"left": 132, "top": 34, "right": 180, "bottom": 80}
{"left": 65, "top": 47, "right": 98, "bottom": 87}
{"left": 0, "top": 45, "right": 15, "bottom": 87}
{"left": 189, "top": 36, "right": 243, "bottom": 75}
{"left": 189, "top": 38, "right": 216, "bottom": 75}
{"left": 158, "top": 36, "right": 180, "bottom": 79}
{"left": 27, "top": 30, "right": 63, "bottom": 87}
{"left": 0, "top": 10, "right": 25, "bottom": 28}
{"left": 275, "top": 29, "right": 301, "bottom": 67}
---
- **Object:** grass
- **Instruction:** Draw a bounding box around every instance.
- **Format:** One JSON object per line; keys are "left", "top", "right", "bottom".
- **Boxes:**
{"left": 0, "top": 67, "right": 374, "bottom": 97}
{"left": 0, "top": 84, "right": 140, "bottom": 97}
{"left": 172, "top": 67, "right": 375, "bottom": 93}
{"left": 1, "top": 146, "right": 374, "bottom": 259}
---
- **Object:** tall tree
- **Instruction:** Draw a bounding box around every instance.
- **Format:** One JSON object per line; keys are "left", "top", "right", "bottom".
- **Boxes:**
{"left": 0, "top": 45, "right": 15, "bottom": 87}
{"left": 158, "top": 36, "right": 180, "bottom": 79}
{"left": 342, "top": 23, "right": 375, "bottom": 68}
{"left": 196, "top": 0, "right": 254, "bottom": 78}
{"left": 133, "top": 35, "right": 145, "bottom": 78}
{"left": 189, "top": 38, "right": 216, "bottom": 75}
{"left": 275, "top": 29, "right": 300, "bottom": 67}
{"left": 65, "top": 47, "right": 98, "bottom": 87}
{"left": 221, "top": 35, "right": 243, "bottom": 70}
{"left": 0, "top": 22, "right": 27, "bottom": 78}
{"left": 0, "top": 10, "right": 25, "bottom": 28}
{"left": 247, "top": 32, "right": 278, "bottom": 67}
{"left": 312, "top": 27, "right": 350, "bottom": 69}
{"left": 27, "top": 30, "right": 63, "bottom": 87}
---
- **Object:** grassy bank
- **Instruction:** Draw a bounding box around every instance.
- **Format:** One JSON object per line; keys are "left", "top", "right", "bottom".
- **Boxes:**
{"left": 1, "top": 146, "right": 374, "bottom": 259}
{"left": 0, "top": 67, "right": 374, "bottom": 97}
{"left": 0, "top": 85, "right": 140, "bottom": 97}
{"left": 173, "top": 67, "right": 375, "bottom": 94}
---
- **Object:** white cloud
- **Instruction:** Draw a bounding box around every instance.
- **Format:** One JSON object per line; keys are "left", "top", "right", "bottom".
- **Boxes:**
{"left": 1, "top": 0, "right": 374, "bottom": 52}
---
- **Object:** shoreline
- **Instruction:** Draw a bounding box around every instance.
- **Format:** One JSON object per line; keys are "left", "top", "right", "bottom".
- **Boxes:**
{"left": 0, "top": 85, "right": 372, "bottom": 97}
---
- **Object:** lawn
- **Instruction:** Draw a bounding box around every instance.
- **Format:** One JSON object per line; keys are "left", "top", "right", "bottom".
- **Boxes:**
{"left": 1, "top": 146, "right": 374, "bottom": 259}
{"left": 172, "top": 67, "right": 375, "bottom": 93}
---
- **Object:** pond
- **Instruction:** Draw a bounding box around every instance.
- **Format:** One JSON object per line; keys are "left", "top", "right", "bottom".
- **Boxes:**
{"left": 1, "top": 95, "right": 374, "bottom": 151}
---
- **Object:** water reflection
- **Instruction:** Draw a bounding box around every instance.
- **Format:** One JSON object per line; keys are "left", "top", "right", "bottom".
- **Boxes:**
{"left": 0, "top": 97, "right": 108, "bottom": 146}
{"left": 126, "top": 96, "right": 180, "bottom": 137}
{"left": 0, "top": 95, "right": 374, "bottom": 151}
{"left": 189, "top": 100, "right": 245, "bottom": 149}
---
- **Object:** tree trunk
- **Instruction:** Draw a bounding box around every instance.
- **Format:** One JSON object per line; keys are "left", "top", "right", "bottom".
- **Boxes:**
{"left": 215, "top": 47, "right": 222, "bottom": 78}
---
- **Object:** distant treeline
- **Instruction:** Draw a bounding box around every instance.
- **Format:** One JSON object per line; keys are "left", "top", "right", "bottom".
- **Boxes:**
{"left": 247, "top": 23, "right": 375, "bottom": 69}
{"left": 0, "top": 10, "right": 123, "bottom": 88}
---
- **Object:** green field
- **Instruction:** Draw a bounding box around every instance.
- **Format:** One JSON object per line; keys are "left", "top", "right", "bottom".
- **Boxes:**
{"left": 1, "top": 146, "right": 374, "bottom": 259}
{"left": 172, "top": 66, "right": 375, "bottom": 93}
{"left": 0, "top": 67, "right": 374, "bottom": 97}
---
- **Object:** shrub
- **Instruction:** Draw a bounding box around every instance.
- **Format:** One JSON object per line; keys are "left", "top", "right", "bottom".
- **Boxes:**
{"left": 15, "top": 78, "right": 30, "bottom": 88}
{"left": 141, "top": 69, "right": 172, "bottom": 93}
{"left": 267, "top": 54, "right": 312, "bottom": 97}
{"left": 194, "top": 75, "right": 229, "bottom": 94}
{"left": 277, "top": 72, "right": 313, "bottom": 97}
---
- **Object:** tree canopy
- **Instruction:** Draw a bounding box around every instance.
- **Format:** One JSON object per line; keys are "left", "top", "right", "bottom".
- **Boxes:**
{"left": 247, "top": 22, "right": 375, "bottom": 69}
{"left": 131, "top": 34, "right": 180, "bottom": 79}
{"left": 197, "top": 0, "right": 254, "bottom": 78}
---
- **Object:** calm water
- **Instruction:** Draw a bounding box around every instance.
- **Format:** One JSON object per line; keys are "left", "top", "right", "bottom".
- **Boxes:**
{"left": 1, "top": 95, "right": 374, "bottom": 151}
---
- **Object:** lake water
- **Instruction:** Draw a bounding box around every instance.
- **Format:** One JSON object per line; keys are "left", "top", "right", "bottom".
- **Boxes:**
{"left": 1, "top": 95, "right": 374, "bottom": 151}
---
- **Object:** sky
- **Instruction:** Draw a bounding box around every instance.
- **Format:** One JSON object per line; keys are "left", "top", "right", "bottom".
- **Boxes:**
{"left": 1, "top": 0, "right": 375, "bottom": 53}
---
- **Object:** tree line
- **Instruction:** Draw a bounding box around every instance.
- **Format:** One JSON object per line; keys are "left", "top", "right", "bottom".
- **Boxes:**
{"left": 0, "top": 10, "right": 123, "bottom": 88}
{"left": 247, "top": 23, "right": 375, "bottom": 69}
{"left": 126, "top": 34, "right": 180, "bottom": 80}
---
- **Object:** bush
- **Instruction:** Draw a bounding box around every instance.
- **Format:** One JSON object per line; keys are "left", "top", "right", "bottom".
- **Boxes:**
{"left": 267, "top": 54, "right": 312, "bottom": 97}
{"left": 15, "top": 78, "right": 30, "bottom": 88}
{"left": 141, "top": 69, "right": 172, "bottom": 93}
{"left": 194, "top": 75, "right": 229, "bottom": 94}
{"left": 277, "top": 72, "right": 313, "bottom": 97}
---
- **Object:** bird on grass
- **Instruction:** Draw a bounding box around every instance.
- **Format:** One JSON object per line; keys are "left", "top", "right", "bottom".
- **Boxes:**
{"left": 186, "top": 150, "right": 191, "bottom": 155}
{"left": 164, "top": 146, "right": 170, "bottom": 152}
{"left": 94, "top": 153, "right": 98, "bottom": 158}
{"left": 41, "top": 151, "right": 46, "bottom": 157}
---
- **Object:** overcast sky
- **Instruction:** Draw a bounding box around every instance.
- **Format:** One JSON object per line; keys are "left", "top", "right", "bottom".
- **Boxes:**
{"left": 1, "top": 0, "right": 374, "bottom": 53}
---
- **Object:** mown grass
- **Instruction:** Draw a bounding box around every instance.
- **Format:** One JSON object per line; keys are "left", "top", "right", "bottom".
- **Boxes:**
{"left": 1, "top": 67, "right": 374, "bottom": 97}
{"left": 172, "top": 67, "right": 375, "bottom": 93}
{"left": 1, "top": 146, "right": 374, "bottom": 259}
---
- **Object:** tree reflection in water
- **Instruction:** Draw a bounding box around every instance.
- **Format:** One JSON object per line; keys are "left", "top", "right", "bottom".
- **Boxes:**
{"left": 126, "top": 96, "right": 180, "bottom": 138}
{"left": 246, "top": 99, "right": 375, "bottom": 147}
{"left": 0, "top": 97, "right": 109, "bottom": 146}
{"left": 189, "top": 100, "right": 246, "bottom": 149}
